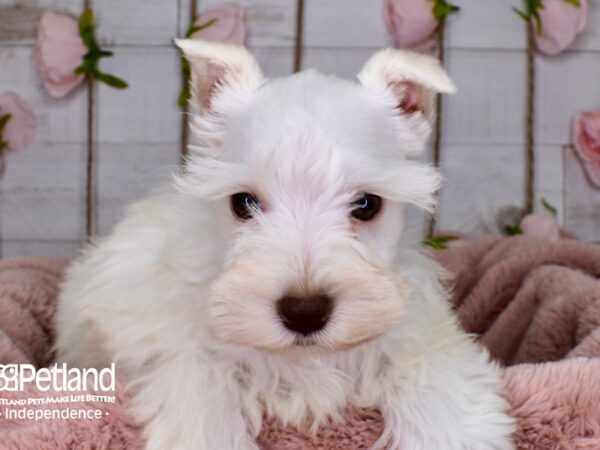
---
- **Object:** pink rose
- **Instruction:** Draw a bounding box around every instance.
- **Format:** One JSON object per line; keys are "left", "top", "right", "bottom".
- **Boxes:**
{"left": 0, "top": 92, "right": 36, "bottom": 152}
{"left": 191, "top": 4, "right": 246, "bottom": 45}
{"left": 33, "top": 12, "right": 87, "bottom": 98}
{"left": 573, "top": 111, "right": 600, "bottom": 187}
{"left": 520, "top": 214, "right": 561, "bottom": 240}
{"left": 384, "top": 0, "right": 438, "bottom": 51}
{"left": 535, "top": 0, "right": 588, "bottom": 55}
{"left": 0, "top": 92, "right": 36, "bottom": 173}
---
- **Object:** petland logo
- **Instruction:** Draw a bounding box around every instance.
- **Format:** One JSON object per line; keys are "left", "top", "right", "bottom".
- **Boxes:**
{"left": 0, "top": 363, "right": 115, "bottom": 392}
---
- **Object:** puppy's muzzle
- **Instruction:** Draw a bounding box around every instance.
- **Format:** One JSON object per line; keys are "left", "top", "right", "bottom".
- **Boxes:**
{"left": 276, "top": 294, "right": 333, "bottom": 336}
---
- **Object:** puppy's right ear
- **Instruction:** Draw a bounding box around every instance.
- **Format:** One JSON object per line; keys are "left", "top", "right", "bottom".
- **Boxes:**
{"left": 175, "top": 39, "right": 264, "bottom": 114}
{"left": 357, "top": 49, "right": 455, "bottom": 149}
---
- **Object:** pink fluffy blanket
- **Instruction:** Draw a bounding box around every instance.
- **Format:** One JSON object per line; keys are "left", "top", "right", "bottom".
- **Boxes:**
{"left": 0, "top": 236, "right": 599, "bottom": 449}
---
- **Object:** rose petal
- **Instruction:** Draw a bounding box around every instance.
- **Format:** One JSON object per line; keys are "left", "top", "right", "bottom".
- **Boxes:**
{"left": 520, "top": 214, "right": 561, "bottom": 240}
{"left": 38, "top": 12, "right": 81, "bottom": 42}
{"left": 384, "top": 0, "right": 438, "bottom": 51}
{"left": 0, "top": 92, "right": 36, "bottom": 152}
{"left": 535, "top": 0, "right": 588, "bottom": 55}
{"left": 573, "top": 111, "right": 600, "bottom": 187}
{"left": 192, "top": 4, "right": 246, "bottom": 45}
{"left": 34, "top": 12, "right": 86, "bottom": 98}
{"left": 38, "top": 40, "right": 87, "bottom": 78}
{"left": 576, "top": 0, "right": 589, "bottom": 33}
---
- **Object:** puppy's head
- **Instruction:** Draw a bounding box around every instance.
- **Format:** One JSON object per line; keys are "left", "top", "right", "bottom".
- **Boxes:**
{"left": 175, "top": 40, "right": 455, "bottom": 353}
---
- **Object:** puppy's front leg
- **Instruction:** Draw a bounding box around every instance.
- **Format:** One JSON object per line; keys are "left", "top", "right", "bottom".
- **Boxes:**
{"left": 130, "top": 354, "right": 259, "bottom": 450}
{"left": 373, "top": 349, "right": 514, "bottom": 450}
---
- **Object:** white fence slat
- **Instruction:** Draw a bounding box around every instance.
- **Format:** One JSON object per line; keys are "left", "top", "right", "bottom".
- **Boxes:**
{"left": 571, "top": 2, "right": 600, "bottom": 51}
{"left": 442, "top": 49, "right": 526, "bottom": 146}
{"left": 0, "top": 240, "right": 81, "bottom": 259}
{"left": 0, "top": 47, "right": 88, "bottom": 143}
{"left": 536, "top": 52, "right": 600, "bottom": 146}
{"left": 446, "top": 0, "right": 525, "bottom": 50}
{"left": 436, "top": 144, "right": 524, "bottom": 235}
{"left": 304, "top": 0, "right": 390, "bottom": 49}
{"left": 96, "top": 48, "right": 182, "bottom": 144}
{"left": 96, "top": 143, "right": 178, "bottom": 236}
{"left": 302, "top": 47, "right": 373, "bottom": 78}
{"left": 0, "top": 143, "right": 85, "bottom": 240}
{"left": 199, "top": 0, "right": 297, "bottom": 48}
{"left": 0, "top": 44, "right": 86, "bottom": 243}
{"left": 95, "top": 0, "right": 180, "bottom": 47}
{"left": 253, "top": 46, "right": 295, "bottom": 77}
{"left": 94, "top": 47, "right": 182, "bottom": 236}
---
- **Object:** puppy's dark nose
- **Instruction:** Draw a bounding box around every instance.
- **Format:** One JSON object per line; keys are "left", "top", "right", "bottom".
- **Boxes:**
{"left": 277, "top": 294, "right": 333, "bottom": 336}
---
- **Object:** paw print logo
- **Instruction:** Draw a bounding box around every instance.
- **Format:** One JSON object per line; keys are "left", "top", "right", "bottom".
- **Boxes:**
{"left": 0, "top": 365, "right": 19, "bottom": 391}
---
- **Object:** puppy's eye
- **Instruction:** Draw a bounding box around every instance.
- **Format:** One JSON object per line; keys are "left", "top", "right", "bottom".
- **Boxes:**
{"left": 231, "top": 192, "right": 260, "bottom": 220}
{"left": 350, "top": 194, "right": 382, "bottom": 221}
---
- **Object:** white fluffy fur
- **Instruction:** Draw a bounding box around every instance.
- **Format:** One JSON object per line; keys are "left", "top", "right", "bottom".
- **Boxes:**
{"left": 55, "top": 41, "right": 515, "bottom": 450}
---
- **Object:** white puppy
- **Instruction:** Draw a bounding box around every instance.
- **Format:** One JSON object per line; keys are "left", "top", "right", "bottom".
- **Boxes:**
{"left": 55, "top": 40, "right": 515, "bottom": 450}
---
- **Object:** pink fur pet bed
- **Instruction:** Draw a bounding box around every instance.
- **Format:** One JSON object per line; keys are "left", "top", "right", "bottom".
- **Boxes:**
{"left": 0, "top": 235, "right": 599, "bottom": 449}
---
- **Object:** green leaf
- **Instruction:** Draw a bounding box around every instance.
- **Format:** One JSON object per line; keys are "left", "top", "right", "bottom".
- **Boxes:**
{"left": 563, "top": 0, "right": 581, "bottom": 6}
{"left": 94, "top": 71, "right": 128, "bottom": 89}
{"left": 185, "top": 18, "right": 218, "bottom": 38}
{"left": 0, "top": 113, "right": 11, "bottom": 134}
{"left": 541, "top": 197, "right": 557, "bottom": 216}
{"left": 514, "top": 0, "right": 544, "bottom": 33}
{"left": 0, "top": 112, "right": 9, "bottom": 152}
{"left": 75, "top": 58, "right": 95, "bottom": 75}
{"left": 74, "top": 8, "right": 128, "bottom": 90}
{"left": 178, "top": 87, "right": 191, "bottom": 108}
{"left": 178, "top": 56, "right": 192, "bottom": 107}
{"left": 432, "top": 0, "right": 460, "bottom": 22}
{"left": 178, "top": 17, "right": 218, "bottom": 107}
{"left": 79, "top": 8, "right": 94, "bottom": 32}
{"left": 74, "top": 63, "right": 87, "bottom": 75}
{"left": 504, "top": 224, "right": 522, "bottom": 236}
{"left": 422, "top": 235, "right": 458, "bottom": 250}
{"left": 513, "top": 7, "right": 529, "bottom": 22}
{"left": 78, "top": 9, "right": 97, "bottom": 49}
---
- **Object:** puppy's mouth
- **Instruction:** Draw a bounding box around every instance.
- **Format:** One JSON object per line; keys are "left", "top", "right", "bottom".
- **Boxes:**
{"left": 292, "top": 335, "right": 318, "bottom": 347}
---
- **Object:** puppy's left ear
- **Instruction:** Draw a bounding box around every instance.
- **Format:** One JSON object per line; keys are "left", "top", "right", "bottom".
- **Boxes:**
{"left": 358, "top": 49, "right": 455, "bottom": 143}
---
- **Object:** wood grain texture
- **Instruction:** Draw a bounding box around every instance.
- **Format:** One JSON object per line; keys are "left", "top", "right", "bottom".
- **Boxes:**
{"left": 0, "top": 47, "right": 87, "bottom": 142}
{"left": 93, "top": 48, "right": 181, "bottom": 236}
{"left": 96, "top": 143, "right": 178, "bottom": 236}
{"left": 536, "top": 51, "right": 600, "bottom": 146}
{"left": 572, "top": 2, "right": 600, "bottom": 51}
{"left": 442, "top": 49, "right": 526, "bottom": 146}
{"left": 1, "top": 0, "right": 599, "bottom": 255}
{"left": 200, "top": 0, "right": 297, "bottom": 48}
{"left": 96, "top": 48, "right": 182, "bottom": 144}
{"left": 303, "top": 0, "right": 390, "bottom": 49}
{"left": 95, "top": 0, "right": 180, "bottom": 47}
{"left": 436, "top": 142, "right": 568, "bottom": 234}
{"left": 445, "top": 0, "right": 525, "bottom": 50}
{"left": 0, "top": 240, "right": 81, "bottom": 259}
{"left": 0, "top": 0, "right": 84, "bottom": 43}
{"left": 0, "top": 44, "right": 86, "bottom": 244}
{"left": 303, "top": 0, "right": 529, "bottom": 51}
{"left": 0, "top": 143, "right": 86, "bottom": 241}
{"left": 436, "top": 144, "right": 525, "bottom": 234}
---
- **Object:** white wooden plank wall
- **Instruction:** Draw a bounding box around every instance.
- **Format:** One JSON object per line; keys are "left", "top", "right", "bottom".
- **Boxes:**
{"left": 0, "top": 0, "right": 599, "bottom": 259}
